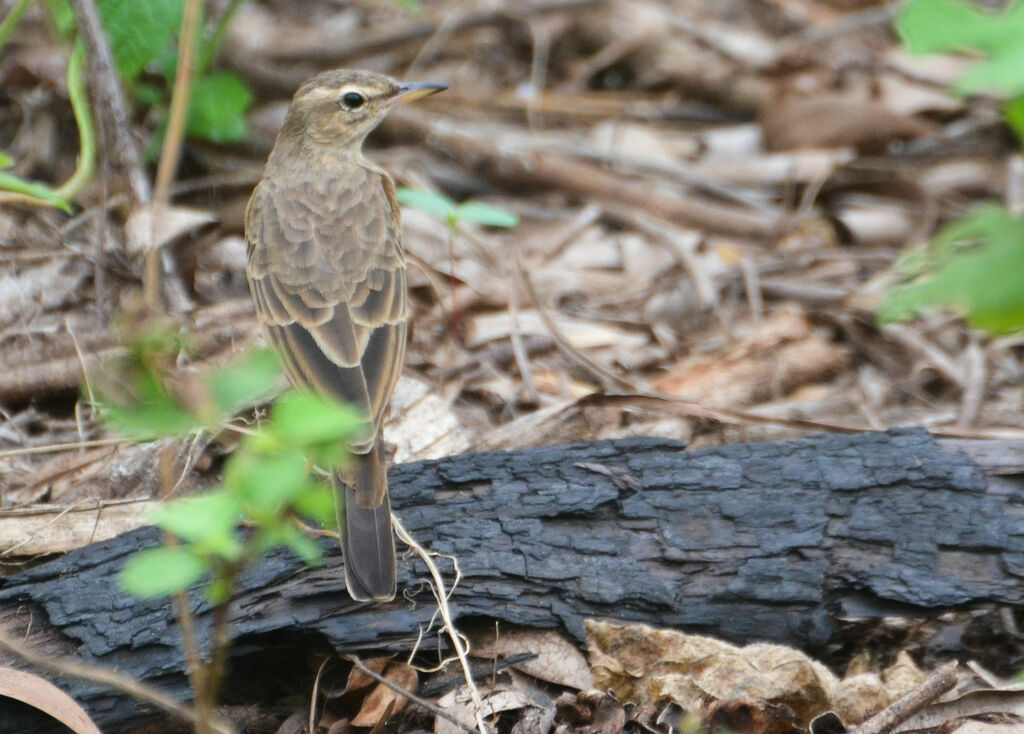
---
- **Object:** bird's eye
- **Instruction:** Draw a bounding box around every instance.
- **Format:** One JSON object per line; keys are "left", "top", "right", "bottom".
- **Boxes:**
{"left": 341, "top": 91, "right": 365, "bottom": 109}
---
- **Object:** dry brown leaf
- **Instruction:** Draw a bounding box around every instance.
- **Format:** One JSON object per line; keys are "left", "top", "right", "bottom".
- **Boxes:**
{"left": 0, "top": 666, "right": 101, "bottom": 734}
{"left": 585, "top": 620, "right": 837, "bottom": 726}
{"left": 653, "top": 309, "right": 849, "bottom": 406}
{"left": 555, "top": 689, "right": 626, "bottom": 734}
{"left": 342, "top": 658, "right": 391, "bottom": 696}
{"left": 469, "top": 626, "right": 593, "bottom": 690}
{"left": 706, "top": 698, "right": 801, "bottom": 734}
{"left": 350, "top": 662, "right": 417, "bottom": 727}
{"left": 761, "top": 94, "right": 935, "bottom": 153}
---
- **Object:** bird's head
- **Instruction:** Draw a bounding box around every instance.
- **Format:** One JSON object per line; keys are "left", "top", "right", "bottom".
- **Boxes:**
{"left": 273, "top": 69, "right": 446, "bottom": 160}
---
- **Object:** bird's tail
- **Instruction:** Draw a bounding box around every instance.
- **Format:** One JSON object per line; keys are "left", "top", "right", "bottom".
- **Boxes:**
{"left": 335, "top": 441, "right": 396, "bottom": 602}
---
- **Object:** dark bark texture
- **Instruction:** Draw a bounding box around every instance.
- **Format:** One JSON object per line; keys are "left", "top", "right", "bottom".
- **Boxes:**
{"left": 2, "top": 429, "right": 1023, "bottom": 732}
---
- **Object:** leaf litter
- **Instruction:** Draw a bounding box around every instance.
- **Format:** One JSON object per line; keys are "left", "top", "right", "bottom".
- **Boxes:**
{"left": 2, "top": 0, "right": 1024, "bottom": 732}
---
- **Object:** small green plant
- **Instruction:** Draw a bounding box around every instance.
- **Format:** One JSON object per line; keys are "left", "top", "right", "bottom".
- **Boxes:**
{"left": 397, "top": 188, "right": 521, "bottom": 231}
{"left": 880, "top": 0, "right": 1024, "bottom": 334}
{"left": 95, "top": 328, "right": 361, "bottom": 730}
{"left": 396, "top": 188, "right": 519, "bottom": 331}
{"left": 119, "top": 387, "right": 355, "bottom": 601}
{"left": 103, "top": 337, "right": 360, "bottom": 601}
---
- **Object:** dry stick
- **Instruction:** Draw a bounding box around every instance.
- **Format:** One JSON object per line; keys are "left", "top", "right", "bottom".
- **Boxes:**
{"left": 283, "top": 0, "right": 605, "bottom": 64}
{"left": 848, "top": 661, "right": 958, "bottom": 734}
{"left": 308, "top": 657, "right": 330, "bottom": 734}
{"left": 957, "top": 335, "right": 986, "bottom": 428}
{"left": 152, "top": 0, "right": 201, "bottom": 213}
{"left": 507, "top": 284, "right": 542, "bottom": 404}
{"left": 146, "top": 0, "right": 203, "bottom": 312}
{"left": 390, "top": 112, "right": 784, "bottom": 241}
{"left": 514, "top": 257, "right": 636, "bottom": 393}
{"left": 68, "top": 0, "right": 149, "bottom": 209}
{"left": 0, "top": 630, "right": 234, "bottom": 734}
{"left": 345, "top": 655, "right": 478, "bottom": 734}
{"left": 392, "top": 516, "right": 490, "bottom": 734}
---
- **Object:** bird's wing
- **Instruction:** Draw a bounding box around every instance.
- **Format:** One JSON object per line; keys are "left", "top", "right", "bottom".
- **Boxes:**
{"left": 245, "top": 168, "right": 408, "bottom": 461}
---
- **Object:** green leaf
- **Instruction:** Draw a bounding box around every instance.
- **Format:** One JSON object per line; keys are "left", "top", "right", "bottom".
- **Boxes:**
{"left": 269, "top": 391, "right": 363, "bottom": 453}
{"left": 878, "top": 204, "right": 1024, "bottom": 334}
{"left": 186, "top": 72, "right": 253, "bottom": 143}
{"left": 292, "top": 483, "right": 337, "bottom": 527}
{"left": 120, "top": 546, "right": 206, "bottom": 598}
{"left": 134, "top": 82, "right": 165, "bottom": 107}
{"left": 43, "top": 0, "right": 76, "bottom": 38}
{"left": 397, "top": 187, "right": 456, "bottom": 219}
{"left": 98, "top": 0, "right": 183, "bottom": 83}
{"left": 1005, "top": 96, "right": 1024, "bottom": 144}
{"left": 896, "top": 0, "right": 1024, "bottom": 97}
{"left": 153, "top": 492, "right": 243, "bottom": 559}
{"left": 227, "top": 452, "right": 309, "bottom": 512}
{"left": 454, "top": 201, "right": 520, "bottom": 228}
{"left": 278, "top": 524, "right": 323, "bottom": 565}
{"left": 100, "top": 368, "right": 200, "bottom": 439}
{"left": 209, "top": 348, "right": 281, "bottom": 416}
{"left": 0, "top": 171, "right": 72, "bottom": 211}
{"left": 0, "top": 151, "right": 12, "bottom": 168}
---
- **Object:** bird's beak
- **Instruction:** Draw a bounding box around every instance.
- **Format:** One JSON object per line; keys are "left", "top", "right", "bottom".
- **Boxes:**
{"left": 393, "top": 81, "right": 447, "bottom": 105}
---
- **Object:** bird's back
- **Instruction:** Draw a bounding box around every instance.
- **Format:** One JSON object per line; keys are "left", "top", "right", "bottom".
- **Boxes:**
{"left": 245, "top": 164, "right": 408, "bottom": 444}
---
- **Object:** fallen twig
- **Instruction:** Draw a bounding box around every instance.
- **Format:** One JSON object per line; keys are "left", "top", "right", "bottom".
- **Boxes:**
{"left": 848, "top": 661, "right": 958, "bottom": 734}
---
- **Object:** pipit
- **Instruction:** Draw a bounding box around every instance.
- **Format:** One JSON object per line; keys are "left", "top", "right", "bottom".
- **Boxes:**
{"left": 245, "top": 70, "right": 445, "bottom": 601}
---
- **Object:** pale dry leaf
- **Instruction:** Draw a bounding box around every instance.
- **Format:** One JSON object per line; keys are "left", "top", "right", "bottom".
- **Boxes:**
{"left": 585, "top": 620, "right": 837, "bottom": 726}
{"left": 465, "top": 311, "right": 647, "bottom": 351}
{"left": 831, "top": 672, "right": 890, "bottom": 725}
{"left": 469, "top": 626, "right": 593, "bottom": 690}
{"left": 0, "top": 259, "right": 89, "bottom": 326}
{"left": 436, "top": 686, "right": 536, "bottom": 734}
{"left": 387, "top": 376, "right": 469, "bottom": 462}
{"left": 0, "top": 499, "right": 158, "bottom": 557}
{"left": 0, "top": 666, "right": 101, "bottom": 734}
{"left": 590, "top": 121, "right": 677, "bottom": 161}
{"left": 124, "top": 204, "right": 217, "bottom": 258}
{"left": 691, "top": 149, "right": 856, "bottom": 187}
{"left": 877, "top": 72, "right": 962, "bottom": 116}
{"left": 881, "top": 651, "right": 925, "bottom": 698}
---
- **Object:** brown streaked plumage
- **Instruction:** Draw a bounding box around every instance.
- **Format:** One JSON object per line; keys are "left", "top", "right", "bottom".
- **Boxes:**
{"left": 245, "top": 69, "right": 445, "bottom": 601}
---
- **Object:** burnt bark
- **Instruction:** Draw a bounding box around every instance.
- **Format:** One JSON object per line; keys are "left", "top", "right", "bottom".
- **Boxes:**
{"left": 2, "top": 429, "right": 1023, "bottom": 733}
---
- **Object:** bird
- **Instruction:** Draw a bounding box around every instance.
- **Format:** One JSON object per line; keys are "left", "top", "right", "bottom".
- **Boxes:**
{"left": 245, "top": 70, "right": 446, "bottom": 601}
